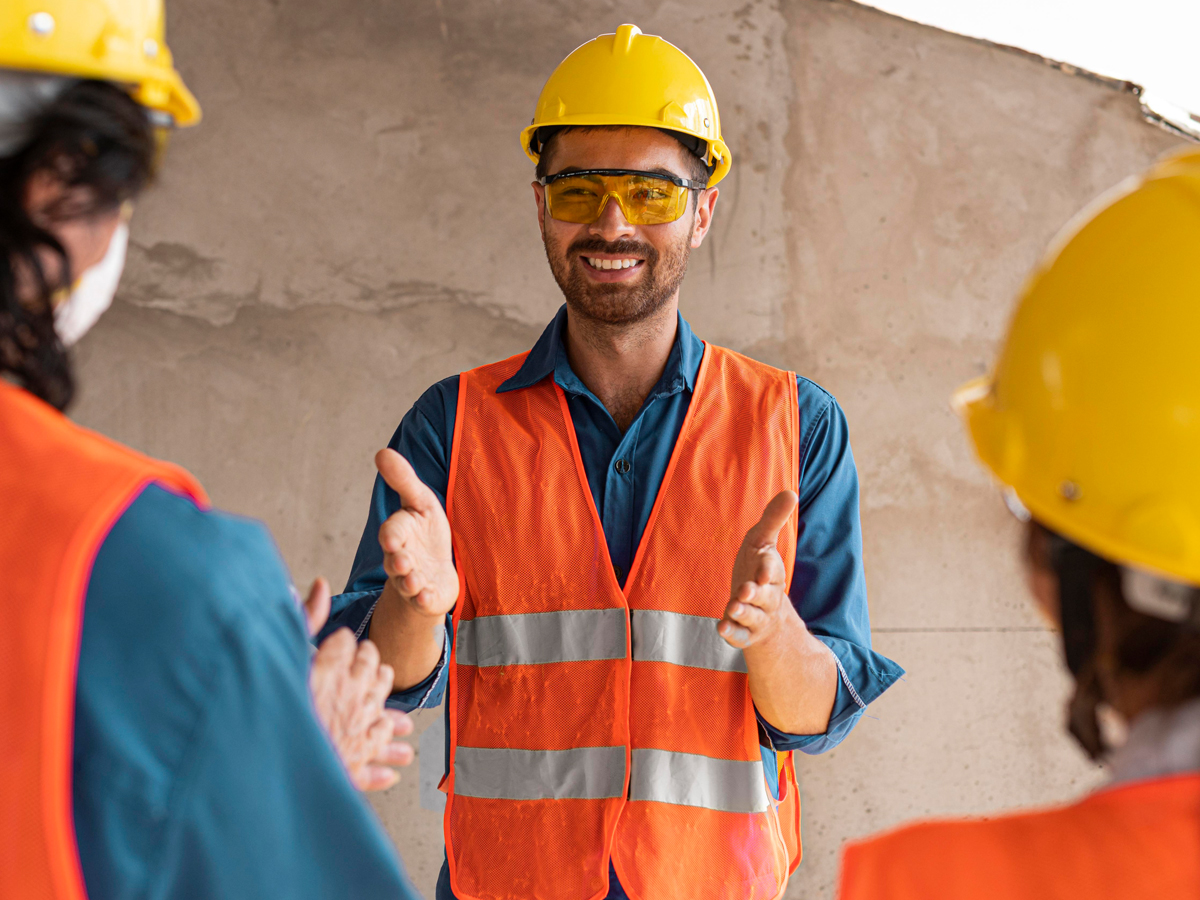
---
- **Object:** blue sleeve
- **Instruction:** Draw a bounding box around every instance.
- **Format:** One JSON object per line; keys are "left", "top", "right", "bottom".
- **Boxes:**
{"left": 321, "top": 375, "right": 458, "bottom": 712}
{"left": 73, "top": 483, "right": 419, "bottom": 900}
{"left": 757, "top": 381, "right": 905, "bottom": 755}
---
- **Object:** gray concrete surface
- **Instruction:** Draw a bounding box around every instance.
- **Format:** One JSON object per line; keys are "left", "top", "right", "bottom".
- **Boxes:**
{"left": 71, "top": 0, "right": 1184, "bottom": 896}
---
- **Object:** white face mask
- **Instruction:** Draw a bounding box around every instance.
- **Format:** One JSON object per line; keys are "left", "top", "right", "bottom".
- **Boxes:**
{"left": 54, "top": 221, "right": 129, "bottom": 346}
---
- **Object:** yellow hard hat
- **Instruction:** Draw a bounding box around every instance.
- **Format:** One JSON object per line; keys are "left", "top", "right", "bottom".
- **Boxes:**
{"left": 954, "top": 148, "right": 1200, "bottom": 585}
{"left": 520, "top": 24, "right": 731, "bottom": 187}
{"left": 0, "top": 0, "right": 199, "bottom": 126}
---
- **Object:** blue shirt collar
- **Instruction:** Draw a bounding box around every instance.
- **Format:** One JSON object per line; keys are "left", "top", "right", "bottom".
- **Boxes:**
{"left": 498, "top": 304, "right": 703, "bottom": 400}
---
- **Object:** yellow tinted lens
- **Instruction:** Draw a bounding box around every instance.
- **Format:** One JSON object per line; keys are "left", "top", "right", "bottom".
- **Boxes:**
{"left": 546, "top": 174, "right": 689, "bottom": 225}
{"left": 546, "top": 175, "right": 608, "bottom": 224}
{"left": 621, "top": 175, "right": 688, "bottom": 225}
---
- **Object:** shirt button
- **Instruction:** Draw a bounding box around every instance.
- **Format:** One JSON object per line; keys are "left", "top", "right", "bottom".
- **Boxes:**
{"left": 614, "top": 458, "right": 631, "bottom": 475}
{"left": 614, "top": 564, "right": 625, "bottom": 581}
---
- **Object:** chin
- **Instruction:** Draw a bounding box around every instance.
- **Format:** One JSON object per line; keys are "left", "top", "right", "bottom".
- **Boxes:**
{"left": 567, "top": 287, "right": 668, "bottom": 326}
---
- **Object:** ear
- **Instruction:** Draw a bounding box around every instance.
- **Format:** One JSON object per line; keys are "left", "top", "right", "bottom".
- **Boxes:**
{"left": 689, "top": 187, "right": 719, "bottom": 249}
{"left": 532, "top": 181, "right": 547, "bottom": 242}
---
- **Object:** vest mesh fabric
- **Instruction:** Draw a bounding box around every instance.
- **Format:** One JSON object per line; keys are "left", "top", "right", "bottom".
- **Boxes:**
{"left": 443, "top": 345, "right": 804, "bottom": 900}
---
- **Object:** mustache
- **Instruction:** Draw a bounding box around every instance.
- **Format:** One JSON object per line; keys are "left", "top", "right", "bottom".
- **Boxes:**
{"left": 568, "top": 237, "right": 659, "bottom": 263}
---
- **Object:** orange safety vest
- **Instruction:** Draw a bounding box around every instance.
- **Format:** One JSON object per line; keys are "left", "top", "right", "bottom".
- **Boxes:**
{"left": 838, "top": 773, "right": 1200, "bottom": 900}
{"left": 443, "top": 343, "right": 803, "bottom": 900}
{"left": 0, "top": 381, "right": 206, "bottom": 900}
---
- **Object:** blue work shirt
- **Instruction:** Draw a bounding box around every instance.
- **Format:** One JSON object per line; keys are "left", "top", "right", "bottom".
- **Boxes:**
{"left": 73, "top": 483, "right": 419, "bottom": 899}
{"left": 325, "top": 306, "right": 903, "bottom": 899}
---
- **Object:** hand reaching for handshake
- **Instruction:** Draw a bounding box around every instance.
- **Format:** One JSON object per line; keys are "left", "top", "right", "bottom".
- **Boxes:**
{"left": 302, "top": 577, "right": 415, "bottom": 791}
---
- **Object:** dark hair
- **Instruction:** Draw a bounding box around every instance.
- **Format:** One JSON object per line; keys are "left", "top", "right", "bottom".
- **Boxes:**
{"left": 534, "top": 125, "right": 712, "bottom": 187}
{"left": 0, "top": 80, "right": 156, "bottom": 410}
{"left": 1028, "top": 521, "right": 1200, "bottom": 758}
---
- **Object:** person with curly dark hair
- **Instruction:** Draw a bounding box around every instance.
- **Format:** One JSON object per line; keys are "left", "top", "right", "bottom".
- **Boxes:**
{"left": 0, "top": 4, "right": 421, "bottom": 898}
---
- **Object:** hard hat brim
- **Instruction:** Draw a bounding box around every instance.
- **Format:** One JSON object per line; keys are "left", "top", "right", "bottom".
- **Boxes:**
{"left": 1, "top": 54, "right": 200, "bottom": 127}
{"left": 520, "top": 118, "right": 731, "bottom": 187}
{"left": 953, "top": 375, "right": 1200, "bottom": 587}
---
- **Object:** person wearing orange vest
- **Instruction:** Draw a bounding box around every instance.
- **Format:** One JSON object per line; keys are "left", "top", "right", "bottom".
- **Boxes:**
{"left": 836, "top": 152, "right": 1200, "bottom": 898}
{"left": 0, "top": 2, "right": 422, "bottom": 897}
{"left": 325, "top": 25, "right": 904, "bottom": 900}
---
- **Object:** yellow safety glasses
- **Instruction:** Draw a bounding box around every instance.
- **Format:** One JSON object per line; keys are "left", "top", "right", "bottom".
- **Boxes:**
{"left": 538, "top": 169, "right": 705, "bottom": 226}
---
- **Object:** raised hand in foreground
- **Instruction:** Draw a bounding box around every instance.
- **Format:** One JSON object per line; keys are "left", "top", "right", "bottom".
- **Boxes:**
{"left": 303, "top": 577, "right": 415, "bottom": 791}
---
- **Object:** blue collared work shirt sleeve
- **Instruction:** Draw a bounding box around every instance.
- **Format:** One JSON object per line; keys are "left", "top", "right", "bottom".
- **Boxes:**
{"left": 74, "top": 484, "right": 419, "bottom": 899}
{"left": 321, "top": 377, "right": 459, "bottom": 712}
{"left": 767, "top": 379, "right": 905, "bottom": 754}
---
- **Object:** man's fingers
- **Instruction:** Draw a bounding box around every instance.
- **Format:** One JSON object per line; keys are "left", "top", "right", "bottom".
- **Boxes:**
{"left": 375, "top": 740, "right": 416, "bottom": 768}
{"left": 355, "top": 765, "right": 401, "bottom": 792}
{"left": 379, "top": 512, "right": 417, "bottom": 561}
{"left": 753, "top": 546, "right": 788, "bottom": 588}
{"left": 369, "top": 663, "right": 396, "bottom": 707}
{"left": 411, "top": 585, "right": 445, "bottom": 614}
{"left": 745, "top": 490, "right": 799, "bottom": 549}
{"left": 725, "top": 600, "right": 769, "bottom": 632}
{"left": 313, "top": 627, "right": 356, "bottom": 672}
{"left": 385, "top": 709, "right": 415, "bottom": 737}
{"left": 376, "top": 448, "right": 440, "bottom": 516}
{"left": 718, "top": 619, "right": 752, "bottom": 648}
{"left": 302, "top": 577, "right": 331, "bottom": 637}
{"left": 734, "top": 580, "right": 758, "bottom": 606}
{"left": 400, "top": 569, "right": 427, "bottom": 600}
{"left": 350, "top": 638, "right": 381, "bottom": 681}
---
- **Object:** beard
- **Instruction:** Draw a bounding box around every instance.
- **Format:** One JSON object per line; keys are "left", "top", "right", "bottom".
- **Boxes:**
{"left": 543, "top": 223, "right": 693, "bottom": 327}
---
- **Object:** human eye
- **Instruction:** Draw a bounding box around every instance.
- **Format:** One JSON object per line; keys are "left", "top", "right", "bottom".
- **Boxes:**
{"left": 555, "top": 178, "right": 601, "bottom": 198}
{"left": 634, "top": 188, "right": 670, "bottom": 201}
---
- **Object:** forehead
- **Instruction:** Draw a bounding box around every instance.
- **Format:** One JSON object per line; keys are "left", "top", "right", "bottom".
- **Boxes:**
{"left": 545, "top": 127, "right": 693, "bottom": 177}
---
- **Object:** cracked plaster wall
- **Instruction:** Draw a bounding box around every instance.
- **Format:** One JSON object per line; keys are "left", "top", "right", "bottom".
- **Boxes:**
{"left": 70, "top": 1, "right": 1184, "bottom": 897}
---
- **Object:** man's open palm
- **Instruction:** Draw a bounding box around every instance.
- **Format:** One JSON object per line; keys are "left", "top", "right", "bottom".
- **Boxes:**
{"left": 718, "top": 490, "right": 800, "bottom": 649}
{"left": 376, "top": 448, "right": 459, "bottom": 618}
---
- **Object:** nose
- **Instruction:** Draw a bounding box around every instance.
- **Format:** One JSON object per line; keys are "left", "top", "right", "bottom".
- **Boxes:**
{"left": 588, "top": 192, "right": 637, "bottom": 242}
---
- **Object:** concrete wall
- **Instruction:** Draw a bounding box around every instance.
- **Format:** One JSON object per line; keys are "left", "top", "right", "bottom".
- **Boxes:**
{"left": 72, "top": 0, "right": 1184, "bottom": 896}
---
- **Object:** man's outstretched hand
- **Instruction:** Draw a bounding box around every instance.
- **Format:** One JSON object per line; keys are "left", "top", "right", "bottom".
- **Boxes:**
{"left": 376, "top": 448, "right": 460, "bottom": 620}
{"left": 718, "top": 490, "right": 801, "bottom": 650}
{"left": 304, "top": 577, "right": 415, "bottom": 791}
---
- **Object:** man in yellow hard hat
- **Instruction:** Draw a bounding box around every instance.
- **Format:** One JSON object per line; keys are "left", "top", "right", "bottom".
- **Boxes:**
{"left": 836, "top": 152, "right": 1200, "bottom": 898}
{"left": 326, "top": 24, "right": 903, "bottom": 900}
{"left": 0, "top": 3, "right": 423, "bottom": 897}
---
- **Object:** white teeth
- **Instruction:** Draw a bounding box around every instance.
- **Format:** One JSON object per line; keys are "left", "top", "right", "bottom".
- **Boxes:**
{"left": 586, "top": 257, "right": 640, "bottom": 270}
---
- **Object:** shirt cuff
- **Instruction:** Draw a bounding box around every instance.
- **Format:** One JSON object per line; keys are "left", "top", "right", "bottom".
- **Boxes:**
{"left": 757, "top": 635, "right": 904, "bottom": 755}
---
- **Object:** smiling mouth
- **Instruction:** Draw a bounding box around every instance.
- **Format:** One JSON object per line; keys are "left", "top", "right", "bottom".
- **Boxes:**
{"left": 583, "top": 256, "right": 644, "bottom": 271}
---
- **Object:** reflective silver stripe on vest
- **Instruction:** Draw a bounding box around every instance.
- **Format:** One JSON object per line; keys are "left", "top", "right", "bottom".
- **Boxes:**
{"left": 631, "top": 610, "right": 748, "bottom": 673}
{"left": 629, "top": 748, "right": 769, "bottom": 813}
{"left": 455, "top": 608, "right": 627, "bottom": 667}
{"left": 453, "top": 746, "right": 627, "bottom": 801}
